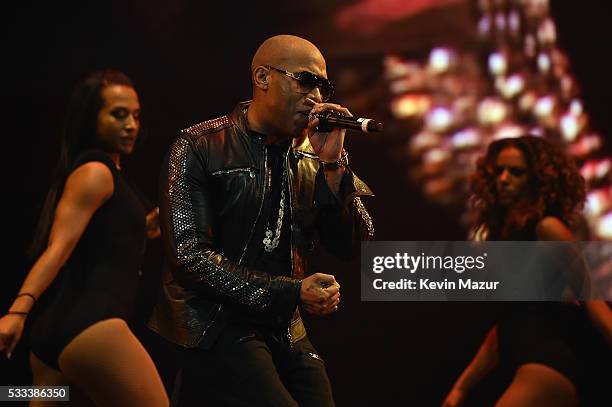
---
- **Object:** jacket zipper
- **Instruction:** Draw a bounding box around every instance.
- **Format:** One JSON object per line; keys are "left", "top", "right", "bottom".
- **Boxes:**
{"left": 286, "top": 148, "right": 296, "bottom": 348}
{"left": 195, "top": 303, "right": 223, "bottom": 347}
{"left": 293, "top": 150, "right": 319, "bottom": 160}
{"left": 238, "top": 146, "right": 268, "bottom": 264}
{"left": 199, "top": 152, "right": 266, "bottom": 345}
{"left": 210, "top": 167, "right": 256, "bottom": 178}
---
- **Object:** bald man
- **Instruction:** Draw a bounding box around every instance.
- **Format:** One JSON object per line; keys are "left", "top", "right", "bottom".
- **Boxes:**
{"left": 149, "top": 35, "right": 374, "bottom": 406}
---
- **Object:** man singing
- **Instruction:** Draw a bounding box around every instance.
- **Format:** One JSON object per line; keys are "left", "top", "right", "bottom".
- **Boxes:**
{"left": 149, "top": 34, "right": 374, "bottom": 406}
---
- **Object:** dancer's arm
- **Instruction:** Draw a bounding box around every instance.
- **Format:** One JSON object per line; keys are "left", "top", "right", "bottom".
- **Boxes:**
{"left": 442, "top": 326, "right": 500, "bottom": 407}
{"left": 0, "top": 162, "right": 113, "bottom": 358}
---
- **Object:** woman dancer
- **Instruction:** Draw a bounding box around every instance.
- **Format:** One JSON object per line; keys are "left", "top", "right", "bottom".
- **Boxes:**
{"left": 442, "top": 136, "right": 611, "bottom": 407}
{"left": 0, "top": 70, "right": 168, "bottom": 406}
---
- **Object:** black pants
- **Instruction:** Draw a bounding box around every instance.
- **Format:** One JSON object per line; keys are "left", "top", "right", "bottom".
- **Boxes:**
{"left": 173, "top": 323, "right": 335, "bottom": 407}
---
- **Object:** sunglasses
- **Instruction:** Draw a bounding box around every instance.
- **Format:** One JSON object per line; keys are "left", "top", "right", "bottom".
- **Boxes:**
{"left": 267, "top": 66, "right": 335, "bottom": 102}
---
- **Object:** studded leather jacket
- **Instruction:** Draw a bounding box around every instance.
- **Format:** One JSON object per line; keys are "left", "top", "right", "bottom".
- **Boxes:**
{"left": 148, "top": 101, "right": 374, "bottom": 349}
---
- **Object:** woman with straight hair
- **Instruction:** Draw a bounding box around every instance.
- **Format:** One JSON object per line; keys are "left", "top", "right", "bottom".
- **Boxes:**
{"left": 0, "top": 70, "right": 168, "bottom": 406}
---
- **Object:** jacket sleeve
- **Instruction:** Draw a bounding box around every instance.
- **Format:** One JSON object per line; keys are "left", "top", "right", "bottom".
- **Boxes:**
{"left": 313, "top": 166, "right": 375, "bottom": 261}
{"left": 159, "top": 135, "right": 301, "bottom": 320}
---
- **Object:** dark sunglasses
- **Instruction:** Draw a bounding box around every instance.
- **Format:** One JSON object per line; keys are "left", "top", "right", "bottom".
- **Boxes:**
{"left": 267, "top": 66, "right": 335, "bottom": 102}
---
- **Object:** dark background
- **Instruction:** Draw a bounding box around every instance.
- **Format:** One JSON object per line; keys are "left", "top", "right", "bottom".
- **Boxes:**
{"left": 2, "top": 1, "right": 610, "bottom": 405}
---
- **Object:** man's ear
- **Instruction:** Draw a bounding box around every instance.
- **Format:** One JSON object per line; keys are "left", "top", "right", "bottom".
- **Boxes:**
{"left": 252, "top": 66, "right": 269, "bottom": 90}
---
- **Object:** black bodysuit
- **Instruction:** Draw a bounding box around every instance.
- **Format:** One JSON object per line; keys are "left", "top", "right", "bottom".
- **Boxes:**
{"left": 495, "top": 220, "right": 610, "bottom": 395}
{"left": 30, "top": 150, "right": 146, "bottom": 369}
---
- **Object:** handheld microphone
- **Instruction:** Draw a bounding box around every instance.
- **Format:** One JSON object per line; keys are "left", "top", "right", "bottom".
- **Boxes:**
{"left": 315, "top": 111, "right": 383, "bottom": 133}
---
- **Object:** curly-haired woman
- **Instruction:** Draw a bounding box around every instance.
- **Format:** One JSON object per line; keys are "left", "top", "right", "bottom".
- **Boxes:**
{"left": 442, "top": 136, "right": 612, "bottom": 407}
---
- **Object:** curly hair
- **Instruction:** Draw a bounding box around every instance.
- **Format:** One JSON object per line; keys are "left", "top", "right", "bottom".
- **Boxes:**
{"left": 469, "top": 136, "right": 586, "bottom": 239}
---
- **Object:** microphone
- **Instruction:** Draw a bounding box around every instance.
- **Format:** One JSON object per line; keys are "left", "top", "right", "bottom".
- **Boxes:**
{"left": 315, "top": 111, "right": 383, "bottom": 133}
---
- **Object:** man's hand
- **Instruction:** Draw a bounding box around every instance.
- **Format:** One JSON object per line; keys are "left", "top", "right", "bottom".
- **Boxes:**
{"left": 300, "top": 273, "right": 341, "bottom": 316}
{"left": 306, "top": 102, "right": 352, "bottom": 162}
{"left": 306, "top": 102, "right": 352, "bottom": 196}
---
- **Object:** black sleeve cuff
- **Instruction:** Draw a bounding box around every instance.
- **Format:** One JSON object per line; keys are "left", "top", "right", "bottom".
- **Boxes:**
{"left": 270, "top": 276, "right": 302, "bottom": 323}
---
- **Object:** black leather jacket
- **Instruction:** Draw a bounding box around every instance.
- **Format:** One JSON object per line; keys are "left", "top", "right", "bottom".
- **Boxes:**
{"left": 149, "top": 101, "right": 374, "bottom": 348}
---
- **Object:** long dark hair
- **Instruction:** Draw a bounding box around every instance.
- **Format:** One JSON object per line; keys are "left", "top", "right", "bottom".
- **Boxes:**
{"left": 469, "top": 135, "right": 586, "bottom": 239}
{"left": 29, "top": 69, "right": 136, "bottom": 257}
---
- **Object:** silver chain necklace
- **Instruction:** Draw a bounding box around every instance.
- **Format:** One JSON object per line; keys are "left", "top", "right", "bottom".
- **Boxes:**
{"left": 262, "top": 158, "right": 287, "bottom": 252}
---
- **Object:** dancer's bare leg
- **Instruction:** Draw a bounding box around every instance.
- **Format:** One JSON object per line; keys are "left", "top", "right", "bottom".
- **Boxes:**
{"left": 58, "top": 318, "right": 168, "bottom": 407}
{"left": 495, "top": 363, "right": 577, "bottom": 407}
{"left": 30, "top": 352, "right": 93, "bottom": 407}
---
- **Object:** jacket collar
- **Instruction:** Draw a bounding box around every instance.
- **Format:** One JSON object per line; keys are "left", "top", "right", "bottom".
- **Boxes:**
{"left": 230, "top": 100, "right": 316, "bottom": 154}
{"left": 231, "top": 100, "right": 264, "bottom": 142}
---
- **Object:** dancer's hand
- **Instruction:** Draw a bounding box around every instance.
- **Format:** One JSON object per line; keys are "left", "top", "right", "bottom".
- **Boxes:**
{"left": 0, "top": 314, "right": 26, "bottom": 359}
{"left": 583, "top": 300, "right": 612, "bottom": 348}
{"left": 441, "top": 387, "right": 467, "bottom": 407}
{"left": 300, "top": 273, "right": 340, "bottom": 316}
{"left": 146, "top": 207, "right": 160, "bottom": 239}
